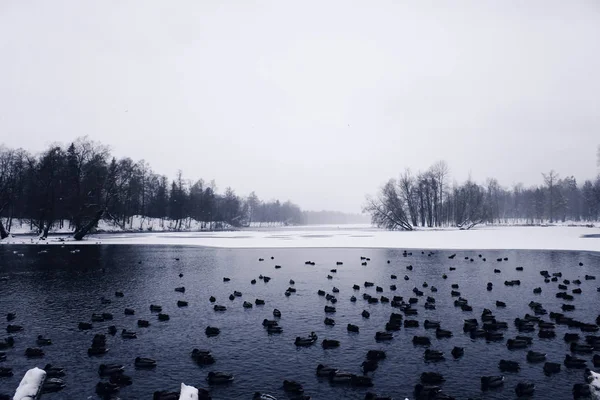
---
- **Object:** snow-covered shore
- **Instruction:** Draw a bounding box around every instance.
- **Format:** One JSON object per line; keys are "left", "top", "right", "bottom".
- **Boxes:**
{"left": 2, "top": 225, "right": 599, "bottom": 253}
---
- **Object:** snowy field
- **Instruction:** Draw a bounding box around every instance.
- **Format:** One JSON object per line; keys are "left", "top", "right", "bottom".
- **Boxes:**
{"left": 2, "top": 225, "right": 600, "bottom": 253}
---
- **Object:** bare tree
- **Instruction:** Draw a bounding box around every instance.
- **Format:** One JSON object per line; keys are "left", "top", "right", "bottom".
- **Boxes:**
{"left": 542, "top": 170, "right": 559, "bottom": 223}
{"left": 364, "top": 179, "right": 413, "bottom": 230}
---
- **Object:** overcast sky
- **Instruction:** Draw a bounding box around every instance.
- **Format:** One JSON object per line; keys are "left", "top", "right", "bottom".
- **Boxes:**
{"left": 1, "top": 1, "right": 599, "bottom": 213}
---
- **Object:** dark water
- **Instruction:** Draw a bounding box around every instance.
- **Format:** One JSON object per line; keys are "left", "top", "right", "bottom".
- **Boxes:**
{"left": 1, "top": 245, "right": 600, "bottom": 399}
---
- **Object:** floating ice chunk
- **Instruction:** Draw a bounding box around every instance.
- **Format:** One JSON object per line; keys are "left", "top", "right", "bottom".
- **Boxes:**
{"left": 179, "top": 383, "right": 199, "bottom": 400}
{"left": 13, "top": 367, "right": 46, "bottom": 400}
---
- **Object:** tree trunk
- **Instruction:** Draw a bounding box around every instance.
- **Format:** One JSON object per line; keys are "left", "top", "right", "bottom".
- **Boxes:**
{"left": 74, "top": 209, "right": 104, "bottom": 240}
{"left": 0, "top": 219, "right": 8, "bottom": 239}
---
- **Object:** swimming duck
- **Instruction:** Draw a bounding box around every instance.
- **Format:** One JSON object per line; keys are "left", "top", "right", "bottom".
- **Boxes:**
{"left": 424, "top": 320, "right": 440, "bottom": 329}
{"left": 353, "top": 284, "right": 360, "bottom": 290}
{"left": 243, "top": 301, "right": 253, "bottom": 308}
{"left": 41, "top": 378, "right": 66, "bottom": 393}
{"left": 322, "top": 339, "right": 340, "bottom": 349}
{"left": 43, "top": 364, "right": 65, "bottom": 378}
{"left": 205, "top": 326, "right": 220, "bottom": 336}
{"left": 234, "top": 291, "right": 242, "bottom": 297}
{"left": 350, "top": 296, "right": 357, "bottom": 302}
{"left": 571, "top": 342, "right": 594, "bottom": 353}
{"left": 135, "top": 357, "right": 157, "bottom": 368}
{"left": 295, "top": 332, "right": 318, "bottom": 346}
{"left": 324, "top": 306, "right": 336, "bottom": 313}
{"left": 263, "top": 319, "right": 278, "bottom": 327}
{"left": 177, "top": 300, "right": 188, "bottom": 307}
{"left": 253, "top": 393, "right": 277, "bottom": 400}
{"left": 214, "top": 305, "right": 226, "bottom": 311}
{"left": 316, "top": 364, "right": 338, "bottom": 377}
{"left": 324, "top": 317, "right": 335, "bottom": 326}
{"left": 526, "top": 350, "right": 546, "bottom": 362}
{"left": 481, "top": 376, "right": 504, "bottom": 390}
{"left": 267, "top": 326, "right": 283, "bottom": 334}
{"left": 229, "top": 294, "right": 235, "bottom": 300}
{"left": 347, "top": 324, "right": 359, "bottom": 333}
{"left": 207, "top": 371, "right": 234, "bottom": 384}
{"left": 158, "top": 313, "right": 170, "bottom": 321}
{"left": 150, "top": 305, "right": 162, "bottom": 312}
{"left": 6, "top": 324, "right": 23, "bottom": 333}
{"left": 122, "top": 329, "right": 137, "bottom": 339}
{"left": 25, "top": 347, "right": 44, "bottom": 358}
{"left": 223, "top": 277, "right": 231, "bottom": 282}
{"left": 36, "top": 335, "right": 52, "bottom": 346}
{"left": 375, "top": 332, "right": 393, "bottom": 341}
{"left": 255, "top": 299, "right": 265, "bottom": 305}
{"left": 451, "top": 347, "right": 464, "bottom": 359}
{"left": 498, "top": 360, "right": 520, "bottom": 372}
{"left": 421, "top": 372, "right": 444, "bottom": 384}
{"left": 543, "top": 362, "right": 561, "bottom": 375}
{"left": 124, "top": 308, "right": 135, "bottom": 315}
{"left": 506, "top": 339, "right": 529, "bottom": 349}
{"left": 192, "top": 349, "right": 215, "bottom": 365}
{"left": 328, "top": 371, "right": 354, "bottom": 384}
{"left": 424, "top": 350, "right": 444, "bottom": 361}
{"left": 283, "top": 380, "right": 304, "bottom": 393}
{"left": 435, "top": 328, "right": 452, "bottom": 339}
{"left": 362, "top": 310, "right": 370, "bottom": 319}
{"left": 138, "top": 319, "right": 150, "bottom": 327}
{"left": 98, "top": 364, "right": 124, "bottom": 376}
{"left": 273, "top": 309, "right": 281, "bottom": 317}
{"left": 364, "top": 393, "right": 392, "bottom": 400}
{"left": 413, "top": 336, "right": 431, "bottom": 346}
{"left": 515, "top": 382, "right": 535, "bottom": 397}
{"left": 110, "top": 373, "right": 133, "bottom": 386}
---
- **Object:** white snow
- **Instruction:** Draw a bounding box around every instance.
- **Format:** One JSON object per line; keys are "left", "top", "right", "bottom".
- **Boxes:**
{"left": 179, "top": 383, "right": 199, "bottom": 400}
{"left": 13, "top": 367, "right": 46, "bottom": 400}
{"left": 2, "top": 225, "right": 599, "bottom": 253}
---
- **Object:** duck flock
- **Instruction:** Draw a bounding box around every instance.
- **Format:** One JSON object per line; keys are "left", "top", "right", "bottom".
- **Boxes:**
{"left": 1, "top": 247, "right": 600, "bottom": 399}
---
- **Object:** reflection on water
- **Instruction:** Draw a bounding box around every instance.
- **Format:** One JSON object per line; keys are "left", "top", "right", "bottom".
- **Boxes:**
{"left": 0, "top": 245, "right": 599, "bottom": 399}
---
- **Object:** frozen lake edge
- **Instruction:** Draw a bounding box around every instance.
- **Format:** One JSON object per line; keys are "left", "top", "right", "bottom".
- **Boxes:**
{"left": 2, "top": 225, "right": 600, "bottom": 253}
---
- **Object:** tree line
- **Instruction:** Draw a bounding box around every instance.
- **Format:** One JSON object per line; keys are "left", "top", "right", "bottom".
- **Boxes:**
{"left": 0, "top": 137, "right": 303, "bottom": 239}
{"left": 365, "top": 160, "right": 600, "bottom": 230}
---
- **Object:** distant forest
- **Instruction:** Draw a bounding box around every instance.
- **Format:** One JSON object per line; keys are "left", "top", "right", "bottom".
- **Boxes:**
{"left": 302, "top": 210, "right": 370, "bottom": 225}
{"left": 0, "top": 137, "right": 311, "bottom": 239}
{"left": 365, "top": 159, "right": 600, "bottom": 230}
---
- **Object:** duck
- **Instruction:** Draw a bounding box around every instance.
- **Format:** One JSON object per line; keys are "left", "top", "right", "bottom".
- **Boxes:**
{"left": 283, "top": 380, "right": 304, "bottom": 393}
{"left": 542, "top": 362, "right": 561, "bottom": 375}
{"left": 41, "top": 377, "right": 66, "bottom": 393}
{"left": 177, "top": 300, "right": 188, "bottom": 307}
{"left": 435, "top": 328, "right": 452, "bottom": 339}
{"left": 192, "top": 349, "right": 215, "bottom": 365}
{"left": 6, "top": 324, "right": 23, "bottom": 333}
{"left": 316, "top": 364, "right": 338, "bottom": 377}
{"left": 364, "top": 393, "right": 392, "bottom": 400}
{"left": 138, "top": 319, "right": 150, "bottom": 327}
{"left": 205, "top": 326, "right": 220, "bottom": 336}
{"left": 375, "top": 331, "right": 393, "bottom": 341}
{"left": 506, "top": 339, "right": 529, "bottom": 349}
{"left": 515, "top": 382, "right": 535, "bottom": 397}
{"left": 44, "top": 364, "right": 65, "bottom": 378}
{"left": 324, "top": 306, "right": 336, "bottom": 313}
{"left": 273, "top": 308, "right": 281, "bottom": 317}
{"left": 122, "top": 329, "right": 137, "bottom": 339}
{"left": 229, "top": 294, "right": 235, "bottom": 301}
{"left": 234, "top": 291, "right": 242, "bottom": 297}
{"left": 110, "top": 373, "right": 133, "bottom": 386}
{"left": 413, "top": 336, "right": 431, "bottom": 346}
{"left": 243, "top": 301, "right": 253, "bottom": 308}
{"left": 158, "top": 313, "right": 170, "bottom": 321}
{"left": 209, "top": 296, "right": 216, "bottom": 303}
{"left": 36, "top": 335, "right": 52, "bottom": 346}
{"left": 350, "top": 296, "right": 357, "bottom": 302}
{"left": 263, "top": 319, "right": 278, "bottom": 327}
{"left": 223, "top": 277, "right": 231, "bottom": 282}
{"left": 267, "top": 326, "right": 283, "bottom": 334}
{"left": 150, "top": 304, "right": 162, "bottom": 312}
{"left": 367, "top": 350, "right": 386, "bottom": 360}
{"left": 324, "top": 317, "right": 335, "bottom": 326}
{"left": 353, "top": 284, "right": 360, "bottom": 290}
{"left": 214, "top": 305, "right": 226, "bottom": 311}
{"left": 526, "top": 350, "right": 546, "bottom": 362}
{"left": 295, "top": 332, "right": 318, "bottom": 346}
{"left": 421, "top": 372, "right": 444, "bottom": 384}
{"left": 362, "top": 310, "right": 370, "bottom": 319}
{"left": 255, "top": 299, "right": 265, "bottom": 305}
{"left": 322, "top": 339, "right": 340, "bottom": 349}
{"left": 98, "top": 364, "right": 125, "bottom": 376}
{"left": 124, "top": 308, "right": 135, "bottom": 315}
{"left": 25, "top": 347, "right": 44, "bottom": 358}
{"left": 451, "top": 347, "right": 464, "bottom": 358}
{"left": 424, "top": 320, "right": 440, "bottom": 329}
{"left": 253, "top": 393, "right": 277, "bottom": 400}
{"left": 571, "top": 342, "right": 594, "bottom": 353}
{"left": 135, "top": 357, "right": 157, "bottom": 368}
{"left": 565, "top": 354, "right": 587, "bottom": 368}
{"left": 481, "top": 376, "right": 504, "bottom": 390}
{"left": 424, "top": 349, "right": 444, "bottom": 361}
{"left": 207, "top": 371, "right": 234, "bottom": 384}
{"left": 498, "top": 360, "right": 520, "bottom": 372}
{"left": 347, "top": 324, "right": 359, "bottom": 333}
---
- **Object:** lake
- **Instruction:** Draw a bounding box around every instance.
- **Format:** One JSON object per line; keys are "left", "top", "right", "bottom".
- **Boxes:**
{"left": 1, "top": 245, "right": 599, "bottom": 399}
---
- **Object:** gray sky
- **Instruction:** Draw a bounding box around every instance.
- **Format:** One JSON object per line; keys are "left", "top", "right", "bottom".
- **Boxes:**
{"left": 1, "top": 1, "right": 599, "bottom": 213}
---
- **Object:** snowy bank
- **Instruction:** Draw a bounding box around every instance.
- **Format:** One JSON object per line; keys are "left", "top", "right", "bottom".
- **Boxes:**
{"left": 178, "top": 383, "right": 199, "bottom": 400}
{"left": 13, "top": 367, "right": 45, "bottom": 400}
{"left": 2, "top": 225, "right": 599, "bottom": 253}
